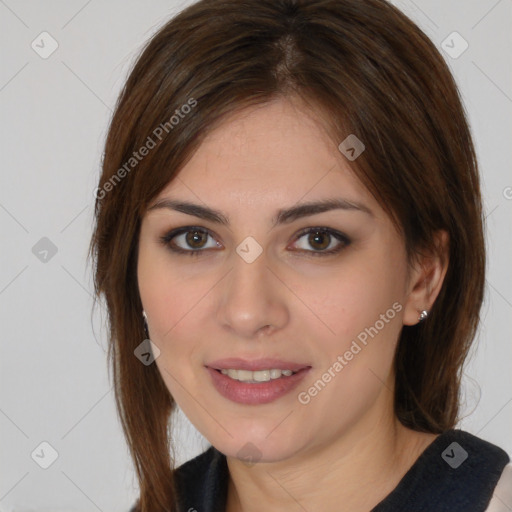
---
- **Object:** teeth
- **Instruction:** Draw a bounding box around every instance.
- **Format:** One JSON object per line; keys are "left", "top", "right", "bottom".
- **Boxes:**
{"left": 270, "top": 369, "right": 282, "bottom": 379}
{"left": 220, "top": 368, "right": 296, "bottom": 382}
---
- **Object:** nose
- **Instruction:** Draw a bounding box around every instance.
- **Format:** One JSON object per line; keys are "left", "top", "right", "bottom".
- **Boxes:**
{"left": 216, "top": 248, "right": 289, "bottom": 339}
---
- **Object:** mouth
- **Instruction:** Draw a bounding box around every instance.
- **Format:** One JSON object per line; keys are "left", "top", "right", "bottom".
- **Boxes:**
{"left": 205, "top": 358, "right": 312, "bottom": 404}
{"left": 206, "top": 357, "right": 310, "bottom": 377}
{"left": 215, "top": 367, "right": 303, "bottom": 383}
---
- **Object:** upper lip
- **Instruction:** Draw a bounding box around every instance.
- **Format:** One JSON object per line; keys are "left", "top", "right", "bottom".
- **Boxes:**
{"left": 206, "top": 358, "right": 311, "bottom": 372}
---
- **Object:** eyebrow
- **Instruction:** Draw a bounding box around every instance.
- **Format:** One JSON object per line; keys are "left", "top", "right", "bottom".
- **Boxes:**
{"left": 146, "top": 197, "right": 373, "bottom": 228}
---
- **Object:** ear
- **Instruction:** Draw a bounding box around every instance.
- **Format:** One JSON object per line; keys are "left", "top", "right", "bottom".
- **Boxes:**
{"left": 402, "top": 230, "right": 449, "bottom": 326}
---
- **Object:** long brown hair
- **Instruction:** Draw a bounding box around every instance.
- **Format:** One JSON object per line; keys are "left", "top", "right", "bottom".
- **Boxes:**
{"left": 88, "top": 0, "right": 485, "bottom": 510}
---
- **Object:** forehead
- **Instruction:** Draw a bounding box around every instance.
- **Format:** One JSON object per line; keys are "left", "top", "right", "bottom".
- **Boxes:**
{"left": 154, "top": 99, "right": 376, "bottom": 211}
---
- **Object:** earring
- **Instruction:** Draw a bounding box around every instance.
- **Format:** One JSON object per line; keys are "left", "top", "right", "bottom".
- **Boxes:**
{"left": 142, "top": 310, "right": 149, "bottom": 337}
{"left": 418, "top": 310, "right": 429, "bottom": 322}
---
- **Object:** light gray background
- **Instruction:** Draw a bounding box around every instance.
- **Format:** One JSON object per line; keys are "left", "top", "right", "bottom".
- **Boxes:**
{"left": 1, "top": 0, "right": 511, "bottom": 510}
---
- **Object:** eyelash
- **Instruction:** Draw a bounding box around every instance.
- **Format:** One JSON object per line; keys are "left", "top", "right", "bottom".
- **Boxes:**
{"left": 158, "top": 226, "right": 351, "bottom": 258}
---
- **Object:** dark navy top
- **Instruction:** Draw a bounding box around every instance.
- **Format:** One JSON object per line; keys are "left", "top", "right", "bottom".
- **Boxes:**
{"left": 130, "top": 429, "right": 510, "bottom": 511}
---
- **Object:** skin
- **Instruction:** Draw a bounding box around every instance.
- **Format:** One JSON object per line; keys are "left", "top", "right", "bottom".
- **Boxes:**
{"left": 137, "top": 97, "right": 449, "bottom": 511}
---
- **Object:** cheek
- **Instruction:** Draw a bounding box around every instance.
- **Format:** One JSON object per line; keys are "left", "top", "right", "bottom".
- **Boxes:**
{"left": 138, "top": 233, "right": 221, "bottom": 326}
{"left": 301, "top": 250, "right": 407, "bottom": 379}
{"left": 299, "top": 270, "right": 404, "bottom": 420}
{"left": 313, "top": 263, "right": 404, "bottom": 336}
{"left": 138, "top": 241, "right": 190, "bottom": 345}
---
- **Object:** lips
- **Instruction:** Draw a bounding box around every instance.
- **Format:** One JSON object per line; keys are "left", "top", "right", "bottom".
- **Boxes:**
{"left": 206, "top": 365, "right": 311, "bottom": 405}
{"left": 206, "top": 357, "right": 311, "bottom": 372}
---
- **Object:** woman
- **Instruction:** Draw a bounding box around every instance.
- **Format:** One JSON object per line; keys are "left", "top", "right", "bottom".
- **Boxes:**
{"left": 89, "top": 0, "right": 511, "bottom": 510}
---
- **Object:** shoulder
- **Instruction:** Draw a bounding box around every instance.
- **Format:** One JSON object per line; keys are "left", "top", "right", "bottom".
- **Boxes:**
{"left": 373, "top": 428, "right": 510, "bottom": 512}
{"left": 173, "top": 444, "right": 227, "bottom": 482}
{"left": 437, "top": 428, "right": 509, "bottom": 466}
{"left": 174, "top": 444, "right": 220, "bottom": 476}
{"left": 128, "top": 446, "right": 228, "bottom": 512}
{"left": 173, "top": 444, "right": 229, "bottom": 511}
{"left": 423, "top": 429, "right": 510, "bottom": 507}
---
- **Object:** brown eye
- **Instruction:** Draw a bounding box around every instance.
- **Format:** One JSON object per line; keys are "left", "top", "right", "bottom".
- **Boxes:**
{"left": 308, "top": 230, "right": 331, "bottom": 250}
{"left": 159, "top": 227, "right": 221, "bottom": 256}
{"left": 185, "top": 230, "right": 209, "bottom": 249}
{"left": 292, "top": 227, "right": 351, "bottom": 256}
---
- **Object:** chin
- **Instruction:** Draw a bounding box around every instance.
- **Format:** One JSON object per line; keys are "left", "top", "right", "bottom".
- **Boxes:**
{"left": 214, "top": 433, "right": 304, "bottom": 465}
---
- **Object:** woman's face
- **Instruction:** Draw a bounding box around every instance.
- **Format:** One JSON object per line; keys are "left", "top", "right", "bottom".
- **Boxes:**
{"left": 137, "top": 98, "right": 419, "bottom": 463}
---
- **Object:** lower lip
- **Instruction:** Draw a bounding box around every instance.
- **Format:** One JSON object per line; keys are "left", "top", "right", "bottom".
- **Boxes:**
{"left": 206, "top": 366, "right": 311, "bottom": 405}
